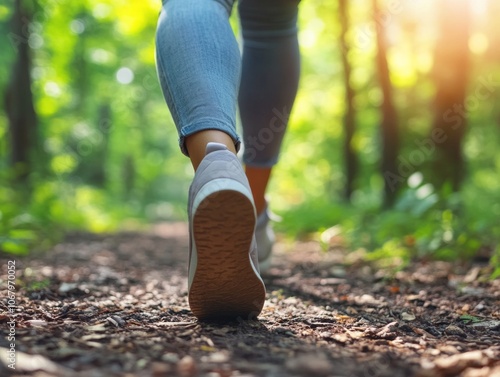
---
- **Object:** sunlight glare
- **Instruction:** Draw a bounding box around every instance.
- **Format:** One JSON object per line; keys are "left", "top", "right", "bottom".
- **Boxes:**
{"left": 408, "top": 172, "right": 423, "bottom": 189}
{"left": 469, "top": 33, "right": 489, "bottom": 55}
{"left": 469, "top": 0, "right": 489, "bottom": 15}
{"left": 116, "top": 67, "right": 134, "bottom": 85}
{"left": 299, "top": 29, "right": 318, "bottom": 49}
{"left": 70, "top": 19, "right": 85, "bottom": 34}
{"left": 44, "top": 82, "right": 62, "bottom": 97}
{"left": 416, "top": 184, "right": 434, "bottom": 199}
{"left": 299, "top": 18, "right": 324, "bottom": 50}
{"left": 93, "top": 3, "right": 112, "bottom": 19}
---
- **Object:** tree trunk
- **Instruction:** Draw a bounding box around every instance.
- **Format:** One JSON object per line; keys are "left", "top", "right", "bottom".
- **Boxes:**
{"left": 338, "top": 0, "right": 358, "bottom": 201}
{"left": 373, "top": 0, "right": 400, "bottom": 207}
{"left": 123, "top": 154, "right": 135, "bottom": 199}
{"left": 93, "top": 103, "right": 111, "bottom": 187}
{"left": 431, "top": 0, "right": 470, "bottom": 192}
{"left": 5, "top": 0, "right": 38, "bottom": 184}
{"left": 72, "top": 10, "right": 89, "bottom": 113}
{"left": 72, "top": 103, "right": 111, "bottom": 187}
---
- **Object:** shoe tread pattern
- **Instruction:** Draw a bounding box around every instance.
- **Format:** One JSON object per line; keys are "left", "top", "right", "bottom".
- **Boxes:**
{"left": 189, "top": 190, "right": 266, "bottom": 320}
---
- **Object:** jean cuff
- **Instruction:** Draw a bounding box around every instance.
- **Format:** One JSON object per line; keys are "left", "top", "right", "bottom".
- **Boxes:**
{"left": 179, "top": 119, "right": 241, "bottom": 157}
{"left": 242, "top": 158, "right": 279, "bottom": 169}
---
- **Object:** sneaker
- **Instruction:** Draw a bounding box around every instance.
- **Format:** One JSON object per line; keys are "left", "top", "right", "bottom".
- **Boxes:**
{"left": 255, "top": 206, "right": 275, "bottom": 274}
{"left": 187, "top": 142, "right": 266, "bottom": 320}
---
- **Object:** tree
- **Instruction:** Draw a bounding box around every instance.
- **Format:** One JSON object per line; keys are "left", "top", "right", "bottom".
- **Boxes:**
{"left": 72, "top": 103, "right": 112, "bottom": 187}
{"left": 373, "top": 0, "right": 400, "bottom": 207}
{"left": 338, "top": 0, "right": 358, "bottom": 201}
{"left": 431, "top": 0, "right": 470, "bottom": 192}
{"left": 4, "top": 0, "right": 38, "bottom": 184}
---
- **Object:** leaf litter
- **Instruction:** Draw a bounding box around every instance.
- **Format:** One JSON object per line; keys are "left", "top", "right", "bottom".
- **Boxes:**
{"left": 0, "top": 223, "right": 499, "bottom": 377}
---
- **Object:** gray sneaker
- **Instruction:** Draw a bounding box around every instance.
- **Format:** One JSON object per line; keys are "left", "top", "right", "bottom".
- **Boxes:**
{"left": 187, "top": 142, "right": 266, "bottom": 320}
{"left": 255, "top": 206, "right": 275, "bottom": 274}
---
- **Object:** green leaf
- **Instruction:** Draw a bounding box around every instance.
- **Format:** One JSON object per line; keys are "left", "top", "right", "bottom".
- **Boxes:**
{"left": 459, "top": 314, "right": 482, "bottom": 324}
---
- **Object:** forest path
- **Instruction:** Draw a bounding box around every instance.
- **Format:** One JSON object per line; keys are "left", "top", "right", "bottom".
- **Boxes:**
{"left": 1, "top": 223, "right": 499, "bottom": 377}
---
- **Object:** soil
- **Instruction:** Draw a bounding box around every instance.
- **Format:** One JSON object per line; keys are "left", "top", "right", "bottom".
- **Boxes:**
{"left": 1, "top": 222, "right": 499, "bottom": 377}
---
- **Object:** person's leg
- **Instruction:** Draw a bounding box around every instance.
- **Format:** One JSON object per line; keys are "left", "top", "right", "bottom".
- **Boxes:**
{"left": 238, "top": 0, "right": 300, "bottom": 271}
{"left": 245, "top": 167, "right": 271, "bottom": 214}
{"left": 238, "top": 0, "right": 301, "bottom": 215}
{"left": 155, "top": 0, "right": 241, "bottom": 170}
{"left": 155, "top": 0, "right": 266, "bottom": 320}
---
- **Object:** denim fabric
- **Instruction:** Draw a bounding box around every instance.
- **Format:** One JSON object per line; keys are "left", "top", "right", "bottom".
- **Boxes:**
{"left": 155, "top": 0, "right": 300, "bottom": 167}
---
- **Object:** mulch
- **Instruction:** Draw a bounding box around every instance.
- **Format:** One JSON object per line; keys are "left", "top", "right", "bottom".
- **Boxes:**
{"left": 1, "top": 222, "right": 499, "bottom": 377}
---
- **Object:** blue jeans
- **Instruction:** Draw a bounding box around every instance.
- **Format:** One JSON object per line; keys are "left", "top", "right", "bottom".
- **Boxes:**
{"left": 155, "top": 0, "right": 300, "bottom": 167}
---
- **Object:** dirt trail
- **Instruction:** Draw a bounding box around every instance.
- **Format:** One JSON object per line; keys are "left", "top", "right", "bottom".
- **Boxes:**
{"left": 1, "top": 222, "right": 499, "bottom": 377}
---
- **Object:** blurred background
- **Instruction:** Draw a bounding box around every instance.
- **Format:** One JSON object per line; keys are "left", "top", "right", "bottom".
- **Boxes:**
{"left": 1, "top": 0, "right": 499, "bottom": 274}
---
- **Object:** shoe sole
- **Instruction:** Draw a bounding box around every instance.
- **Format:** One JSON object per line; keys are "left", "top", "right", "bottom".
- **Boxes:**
{"left": 189, "top": 184, "right": 266, "bottom": 321}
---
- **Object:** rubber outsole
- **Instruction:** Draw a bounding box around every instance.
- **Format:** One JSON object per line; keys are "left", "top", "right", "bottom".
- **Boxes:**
{"left": 189, "top": 189, "right": 266, "bottom": 320}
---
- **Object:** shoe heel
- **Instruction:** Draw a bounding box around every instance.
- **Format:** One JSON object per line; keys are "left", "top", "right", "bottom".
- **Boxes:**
{"left": 189, "top": 184, "right": 266, "bottom": 320}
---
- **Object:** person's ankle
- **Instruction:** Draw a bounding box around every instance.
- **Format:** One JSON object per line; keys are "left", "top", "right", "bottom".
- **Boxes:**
{"left": 186, "top": 131, "right": 236, "bottom": 170}
{"left": 254, "top": 199, "right": 267, "bottom": 217}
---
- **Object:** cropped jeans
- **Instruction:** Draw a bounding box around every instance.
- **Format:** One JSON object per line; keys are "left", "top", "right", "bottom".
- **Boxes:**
{"left": 155, "top": 0, "right": 300, "bottom": 167}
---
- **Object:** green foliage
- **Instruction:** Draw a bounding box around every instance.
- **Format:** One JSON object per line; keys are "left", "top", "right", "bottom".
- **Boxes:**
{"left": 25, "top": 278, "right": 51, "bottom": 292}
{"left": 459, "top": 314, "right": 483, "bottom": 324}
{"left": 0, "top": 170, "right": 118, "bottom": 254}
{"left": 491, "top": 246, "right": 500, "bottom": 280}
{"left": 276, "top": 172, "right": 500, "bottom": 275}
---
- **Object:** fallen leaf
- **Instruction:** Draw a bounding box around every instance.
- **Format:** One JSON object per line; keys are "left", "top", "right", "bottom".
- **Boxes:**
{"left": 332, "top": 333, "right": 349, "bottom": 344}
{"left": 401, "top": 312, "right": 416, "bottom": 321}
{"left": 156, "top": 321, "right": 196, "bottom": 327}
{"left": 470, "top": 320, "right": 500, "bottom": 330}
{"left": 106, "top": 315, "right": 126, "bottom": 327}
{"left": 355, "top": 294, "right": 383, "bottom": 306}
{"left": 81, "top": 334, "right": 108, "bottom": 341}
{"left": 26, "top": 319, "right": 47, "bottom": 327}
{"left": 463, "top": 266, "right": 481, "bottom": 283}
{"left": 86, "top": 323, "right": 107, "bottom": 332}
{"left": 346, "top": 330, "right": 364, "bottom": 339}
{"left": 320, "top": 277, "right": 346, "bottom": 285}
{"left": 199, "top": 345, "right": 215, "bottom": 352}
{"left": 444, "top": 325, "right": 467, "bottom": 338}
{"left": 365, "top": 321, "right": 399, "bottom": 340}
{"left": 207, "top": 352, "right": 229, "bottom": 363}
{"left": 345, "top": 306, "right": 358, "bottom": 315}
{"left": 58, "top": 282, "right": 78, "bottom": 293}
{"left": 412, "top": 327, "right": 437, "bottom": 339}
{"left": 406, "top": 294, "right": 422, "bottom": 301}
{"left": 389, "top": 286, "right": 400, "bottom": 294}
{"left": 459, "top": 286, "right": 486, "bottom": 296}
{"left": 460, "top": 314, "right": 482, "bottom": 324}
